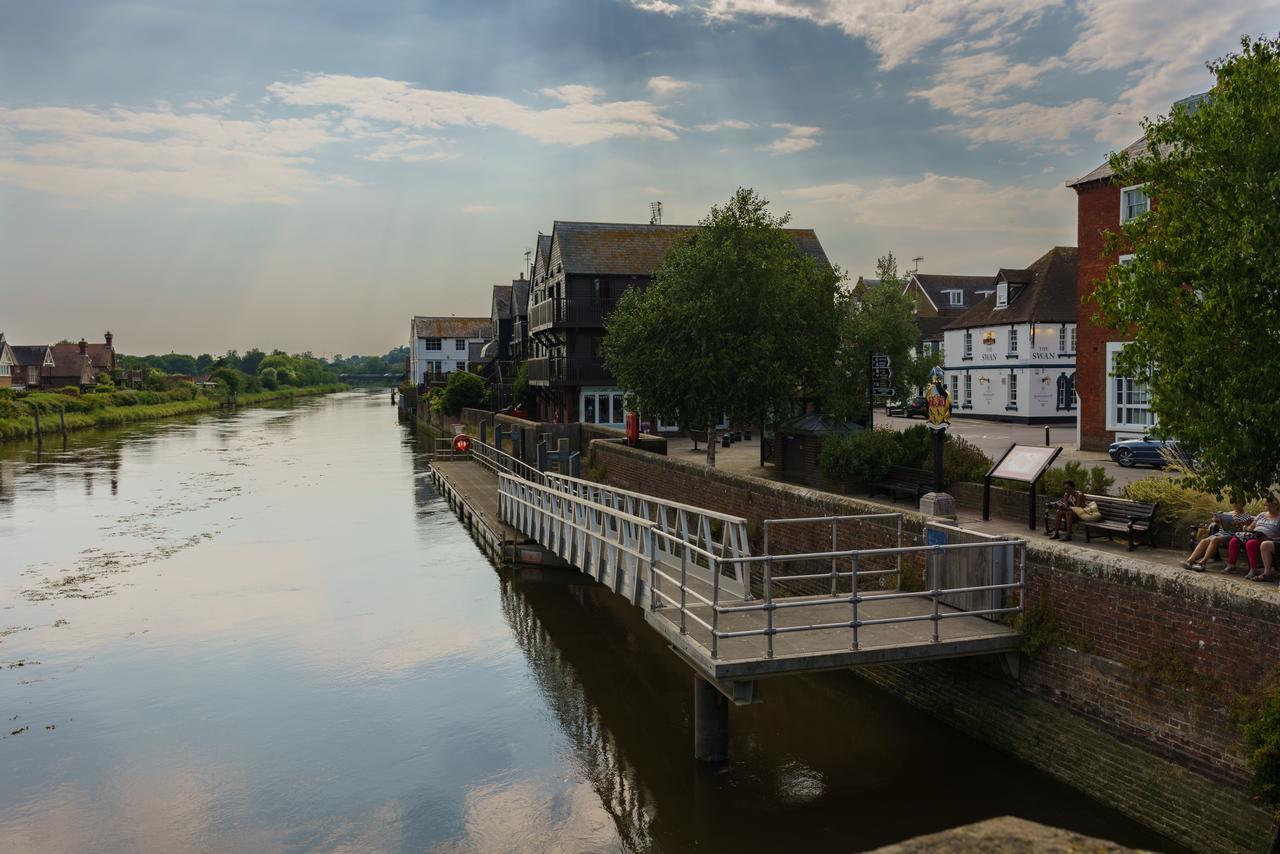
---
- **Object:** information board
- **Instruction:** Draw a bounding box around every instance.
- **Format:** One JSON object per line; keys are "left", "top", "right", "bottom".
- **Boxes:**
{"left": 990, "top": 444, "right": 1059, "bottom": 483}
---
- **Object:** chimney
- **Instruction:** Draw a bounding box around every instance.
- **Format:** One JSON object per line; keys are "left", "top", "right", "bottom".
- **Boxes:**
{"left": 104, "top": 331, "right": 113, "bottom": 349}
{"left": 78, "top": 338, "right": 87, "bottom": 356}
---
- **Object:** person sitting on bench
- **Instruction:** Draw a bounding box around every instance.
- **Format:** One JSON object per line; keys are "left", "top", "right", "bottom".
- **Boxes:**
{"left": 1047, "top": 480, "right": 1084, "bottom": 541}
{"left": 1225, "top": 496, "right": 1280, "bottom": 581}
{"left": 1184, "top": 501, "right": 1252, "bottom": 571}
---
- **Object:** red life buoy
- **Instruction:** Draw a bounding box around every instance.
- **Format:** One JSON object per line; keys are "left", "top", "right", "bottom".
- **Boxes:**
{"left": 453, "top": 434, "right": 471, "bottom": 453}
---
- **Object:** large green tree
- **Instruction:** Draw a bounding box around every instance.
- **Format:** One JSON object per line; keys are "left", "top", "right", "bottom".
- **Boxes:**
{"left": 604, "top": 188, "right": 840, "bottom": 466}
{"left": 825, "top": 252, "right": 937, "bottom": 424}
{"left": 1091, "top": 35, "right": 1280, "bottom": 499}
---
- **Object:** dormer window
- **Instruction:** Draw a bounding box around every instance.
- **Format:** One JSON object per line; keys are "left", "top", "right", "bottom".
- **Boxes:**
{"left": 1121, "top": 185, "right": 1150, "bottom": 223}
{"left": 996, "top": 282, "right": 1008, "bottom": 308}
{"left": 944, "top": 290, "right": 963, "bottom": 306}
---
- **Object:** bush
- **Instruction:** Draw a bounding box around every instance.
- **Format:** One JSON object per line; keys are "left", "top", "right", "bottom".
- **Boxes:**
{"left": 894, "top": 424, "right": 933, "bottom": 469}
{"left": 1006, "top": 461, "right": 1116, "bottom": 497}
{"left": 1237, "top": 666, "right": 1280, "bottom": 819}
{"left": 258, "top": 367, "right": 279, "bottom": 391}
{"left": 441, "top": 371, "right": 485, "bottom": 416}
{"left": 819, "top": 428, "right": 899, "bottom": 486}
{"left": 942, "top": 435, "right": 993, "bottom": 486}
{"left": 1121, "top": 475, "right": 1223, "bottom": 525}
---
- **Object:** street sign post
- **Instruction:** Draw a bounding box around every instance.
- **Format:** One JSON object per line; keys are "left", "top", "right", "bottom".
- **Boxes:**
{"left": 868, "top": 354, "right": 892, "bottom": 429}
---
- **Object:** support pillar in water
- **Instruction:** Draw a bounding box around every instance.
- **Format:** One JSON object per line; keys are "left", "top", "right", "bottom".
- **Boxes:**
{"left": 693, "top": 675, "right": 728, "bottom": 762}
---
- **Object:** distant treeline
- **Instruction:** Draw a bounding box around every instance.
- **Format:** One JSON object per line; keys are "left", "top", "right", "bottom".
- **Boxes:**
{"left": 118, "top": 346, "right": 407, "bottom": 387}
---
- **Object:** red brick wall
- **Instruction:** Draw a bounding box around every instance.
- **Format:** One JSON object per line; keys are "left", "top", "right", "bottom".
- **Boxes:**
{"left": 590, "top": 440, "right": 1279, "bottom": 790}
{"left": 1075, "top": 179, "right": 1132, "bottom": 451}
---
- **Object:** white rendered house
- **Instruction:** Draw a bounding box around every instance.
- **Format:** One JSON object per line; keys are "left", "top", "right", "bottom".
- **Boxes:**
{"left": 941, "top": 247, "right": 1078, "bottom": 424}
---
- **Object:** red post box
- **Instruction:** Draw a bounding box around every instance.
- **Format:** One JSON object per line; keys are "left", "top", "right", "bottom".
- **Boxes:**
{"left": 625, "top": 411, "right": 639, "bottom": 445}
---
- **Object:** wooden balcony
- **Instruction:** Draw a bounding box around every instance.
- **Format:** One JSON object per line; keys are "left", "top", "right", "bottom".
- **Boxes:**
{"left": 526, "top": 356, "right": 613, "bottom": 386}
{"left": 528, "top": 297, "right": 618, "bottom": 333}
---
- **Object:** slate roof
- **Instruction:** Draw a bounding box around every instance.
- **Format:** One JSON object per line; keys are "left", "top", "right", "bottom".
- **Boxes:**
{"left": 511, "top": 277, "right": 530, "bottom": 317}
{"left": 776, "top": 413, "right": 863, "bottom": 438}
{"left": 411, "top": 316, "right": 490, "bottom": 339}
{"left": 10, "top": 345, "right": 52, "bottom": 367}
{"left": 551, "top": 221, "right": 831, "bottom": 275}
{"left": 943, "top": 247, "right": 1078, "bottom": 330}
{"left": 491, "top": 284, "right": 513, "bottom": 321}
{"left": 911, "top": 273, "right": 994, "bottom": 310}
{"left": 84, "top": 343, "right": 113, "bottom": 370}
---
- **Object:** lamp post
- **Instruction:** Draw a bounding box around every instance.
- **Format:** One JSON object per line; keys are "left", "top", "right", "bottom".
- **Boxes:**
{"left": 920, "top": 366, "right": 956, "bottom": 521}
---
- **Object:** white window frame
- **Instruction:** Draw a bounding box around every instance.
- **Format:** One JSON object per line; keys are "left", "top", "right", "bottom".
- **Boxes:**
{"left": 1069, "top": 325, "right": 1077, "bottom": 354}
{"left": 0, "top": 363, "right": 9, "bottom": 377}
{"left": 1006, "top": 371, "right": 1018, "bottom": 410}
{"left": 455, "top": 339, "right": 466, "bottom": 351}
{"left": 945, "top": 290, "right": 963, "bottom": 306}
{"left": 1105, "top": 341, "right": 1156, "bottom": 431}
{"left": 1118, "top": 253, "right": 1135, "bottom": 266}
{"left": 996, "top": 282, "right": 1008, "bottom": 308}
{"left": 1120, "top": 184, "right": 1149, "bottom": 223}
{"left": 422, "top": 337, "right": 442, "bottom": 352}
{"left": 1056, "top": 372, "right": 1076, "bottom": 411}
{"left": 1008, "top": 325, "right": 1019, "bottom": 356}
{"left": 963, "top": 330, "right": 973, "bottom": 358}
{"left": 964, "top": 373, "right": 972, "bottom": 407}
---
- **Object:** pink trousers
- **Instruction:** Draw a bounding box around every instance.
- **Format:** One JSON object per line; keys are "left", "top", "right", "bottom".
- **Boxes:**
{"left": 1227, "top": 537, "right": 1269, "bottom": 569}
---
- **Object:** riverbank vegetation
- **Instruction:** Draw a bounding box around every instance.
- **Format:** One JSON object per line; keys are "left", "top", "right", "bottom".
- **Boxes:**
{"left": 0, "top": 382, "right": 346, "bottom": 441}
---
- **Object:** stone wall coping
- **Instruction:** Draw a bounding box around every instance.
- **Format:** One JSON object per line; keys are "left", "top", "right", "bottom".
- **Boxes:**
{"left": 591, "top": 440, "right": 1280, "bottom": 620}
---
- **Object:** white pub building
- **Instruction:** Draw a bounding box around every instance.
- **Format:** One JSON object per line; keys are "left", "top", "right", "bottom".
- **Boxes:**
{"left": 941, "top": 246, "right": 1078, "bottom": 423}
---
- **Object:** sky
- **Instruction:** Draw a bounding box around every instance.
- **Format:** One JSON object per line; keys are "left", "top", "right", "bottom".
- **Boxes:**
{"left": 1, "top": 0, "right": 1276, "bottom": 357}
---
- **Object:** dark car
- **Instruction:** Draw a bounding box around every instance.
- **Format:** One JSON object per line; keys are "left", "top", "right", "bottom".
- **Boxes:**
{"left": 1108, "top": 435, "right": 1195, "bottom": 468}
{"left": 886, "top": 396, "right": 927, "bottom": 419}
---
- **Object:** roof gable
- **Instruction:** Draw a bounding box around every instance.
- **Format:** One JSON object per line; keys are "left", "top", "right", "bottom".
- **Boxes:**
{"left": 943, "top": 247, "right": 1078, "bottom": 330}
{"left": 10, "top": 345, "right": 54, "bottom": 367}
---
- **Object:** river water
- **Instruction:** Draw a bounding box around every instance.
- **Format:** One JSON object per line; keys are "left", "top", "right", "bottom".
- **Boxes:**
{"left": 0, "top": 391, "right": 1179, "bottom": 852}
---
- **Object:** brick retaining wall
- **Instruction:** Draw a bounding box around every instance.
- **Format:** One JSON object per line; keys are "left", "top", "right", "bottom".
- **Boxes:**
{"left": 588, "top": 440, "right": 1277, "bottom": 852}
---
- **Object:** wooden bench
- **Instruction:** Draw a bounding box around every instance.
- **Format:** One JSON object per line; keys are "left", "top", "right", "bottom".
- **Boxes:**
{"left": 870, "top": 466, "right": 934, "bottom": 503}
{"left": 1043, "top": 494, "right": 1159, "bottom": 551}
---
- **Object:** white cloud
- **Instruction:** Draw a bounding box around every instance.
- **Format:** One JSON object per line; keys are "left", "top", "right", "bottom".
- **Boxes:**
{"left": 630, "top": 0, "right": 1063, "bottom": 69}
{"left": 784, "top": 172, "right": 1072, "bottom": 236}
{"left": 630, "top": 0, "right": 682, "bottom": 14}
{"left": 759, "top": 123, "right": 821, "bottom": 155}
{"left": 0, "top": 105, "right": 347, "bottom": 204}
{"left": 461, "top": 203, "right": 496, "bottom": 214}
{"left": 694, "top": 119, "right": 752, "bottom": 131}
{"left": 361, "top": 135, "right": 456, "bottom": 163}
{"left": 269, "top": 74, "right": 680, "bottom": 146}
{"left": 647, "top": 75, "right": 696, "bottom": 96}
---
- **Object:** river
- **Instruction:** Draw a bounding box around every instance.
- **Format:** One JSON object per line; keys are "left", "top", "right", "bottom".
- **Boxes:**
{"left": 0, "top": 390, "right": 1180, "bottom": 852}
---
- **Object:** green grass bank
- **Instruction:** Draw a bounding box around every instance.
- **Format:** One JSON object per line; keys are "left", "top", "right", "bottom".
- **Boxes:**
{"left": 0, "top": 383, "right": 348, "bottom": 442}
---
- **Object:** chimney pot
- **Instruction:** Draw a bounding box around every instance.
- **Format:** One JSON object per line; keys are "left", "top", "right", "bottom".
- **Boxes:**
{"left": 78, "top": 338, "right": 87, "bottom": 355}
{"left": 104, "top": 331, "right": 113, "bottom": 347}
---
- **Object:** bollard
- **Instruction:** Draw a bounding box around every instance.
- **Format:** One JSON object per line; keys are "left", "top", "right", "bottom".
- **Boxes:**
{"left": 1044, "top": 425, "right": 1050, "bottom": 447}
{"left": 480, "top": 420, "right": 488, "bottom": 445}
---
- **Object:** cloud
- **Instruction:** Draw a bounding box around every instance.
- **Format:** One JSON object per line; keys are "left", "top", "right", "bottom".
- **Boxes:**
{"left": 694, "top": 119, "right": 751, "bottom": 131}
{"left": 784, "top": 172, "right": 1071, "bottom": 235}
{"left": 629, "top": 0, "right": 1063, "bottom": 69}
{"left": 630, "top": 0, "right": 682, "bottom": 14}
{"left": 647, "top": 75, "right": 695, "bottom": 96}
{"left": 758, "top": 123, "right": 821, "bottom": 155}
{"left": 269, "top": 74, "right": 680, "bottom": 146}
{"left": 0, "top": 105, "right": 348, "bottom": 204}
{"left": 461, "top": 203, "right": 496, "bottom": 214}
{"left": 360, "top": 134, "right": 456, "bottom": 162}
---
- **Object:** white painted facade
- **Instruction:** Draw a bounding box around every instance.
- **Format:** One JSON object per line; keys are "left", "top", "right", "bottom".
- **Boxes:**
{"left": 942, "top": 320, "right": 1077, "bottom": 422}
{"left": 408, "top": 317, "right": 489, "bottom": 386}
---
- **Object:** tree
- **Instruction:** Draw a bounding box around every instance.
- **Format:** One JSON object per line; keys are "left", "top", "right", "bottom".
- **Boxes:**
{"left": 824, "top": 253, "right": 936, "bottom": 424}
{"left": 442, "top": 370, "right": 485, "bottom": 416}
{"left": 210, "top": 366, "right": 244, "bottom": 398}
{"left": 604, "top": 188, "right": 840, "bottom": 466}
{"left": 1091, "top": 35, "right": 1280, "bottom": 499}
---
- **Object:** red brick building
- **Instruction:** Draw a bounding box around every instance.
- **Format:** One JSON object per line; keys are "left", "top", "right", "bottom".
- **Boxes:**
{"left": 1067, "top": 138, "right": 1156, "bottom": 450}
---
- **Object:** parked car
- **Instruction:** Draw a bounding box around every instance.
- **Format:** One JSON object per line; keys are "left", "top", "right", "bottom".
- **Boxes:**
{"left": 1108, "top": 435, "right": 1196, "bottom": 469}
{"left": 886, "top": 396, "right": 927, "bottom": 418}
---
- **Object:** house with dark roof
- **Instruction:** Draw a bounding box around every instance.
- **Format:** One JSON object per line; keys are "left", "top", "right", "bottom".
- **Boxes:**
{"left": 0, "top": 335, "right": 16, "bottom": 389}
{"left": 408, "top": 316, "right": 490, "bottom": 388}
{"left": 46, "top": 339, "right": 97, "bottom": 388}
{"left": 904, "top": 273, "right": 997, "bottom": 357}
{"left": 1064, "top": 95, "right": 1202, "bottom": 448}
{"left": 941, "top": 247, "right": 1078, "bottom": 423}
{"left": 526, "top": 220, "right": 831, "bottom": 426}
{"left": 9, "top": 344, "right": 54, "bottom": 389}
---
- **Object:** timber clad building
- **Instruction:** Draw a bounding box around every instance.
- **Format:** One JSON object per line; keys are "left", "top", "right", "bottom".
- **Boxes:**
{"left": 526, "top": 221, "right": 831, "bottom": 427}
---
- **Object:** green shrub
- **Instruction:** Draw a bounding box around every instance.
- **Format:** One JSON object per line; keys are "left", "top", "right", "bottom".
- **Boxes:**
{"left": 1236, "top": 666, "right": 1280, "bottom": 819}
{"left": 942, "top": 435, "right": 993, "bottom": 486}
{"left": 258, "top": 367, "right": 279, "bottom": 390}
{"left": 819, "top": 428, "right": 899, "bottom": 486}
{"left": 441, "top": 371, "right": 485, "bottom": 416}
{"left": 893, "top": 424, "right": 933, "bottom": 468}
{"left": 1121, "top": 476, "right": 1223, "bottom": 525}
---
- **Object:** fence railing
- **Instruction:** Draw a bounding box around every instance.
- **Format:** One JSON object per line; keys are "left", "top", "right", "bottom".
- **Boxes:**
{"left": 495, "top": 473, "right": 1025, "bottom": 663}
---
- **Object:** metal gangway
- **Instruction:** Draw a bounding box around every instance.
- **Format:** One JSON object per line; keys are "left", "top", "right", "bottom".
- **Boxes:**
{"left": 493, "top": 459, "right": 1024, "bottom": 682}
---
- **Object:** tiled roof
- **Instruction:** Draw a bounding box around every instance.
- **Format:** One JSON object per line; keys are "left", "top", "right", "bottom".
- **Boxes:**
{"left": 491, "top": 285, "right": 513, "bottom": 321}
{"left": 411, "top": 316, "right": 491, "bottom": 339}
{"left": 551, "top": 221, "right": 831, "bottom": 275}
{"left": 1067, "top": 137, "right": 1176, "bottom": 188}
{"left": 911, "top": 273, "right": 994, "bottom": 310}
{"left": 943, "top": 247, "right": 1078, "bottom": 329}
{"left": 47, "top": 343, "right": 93, "bottom": 378}
{"left": 511, "top": 277, "right": 530, "bottom": 317}
{"left": 10, "top": 345, "right": 52, "bottom": 366}
{"left": 84, "top": 343, "right": 113, "bottom": 369}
